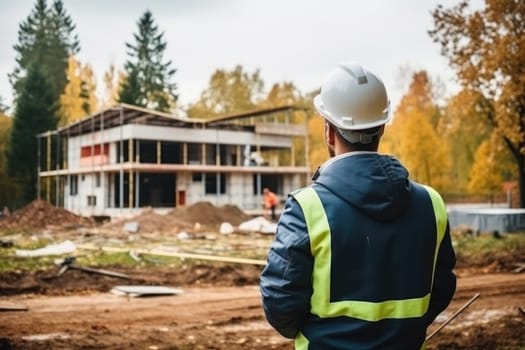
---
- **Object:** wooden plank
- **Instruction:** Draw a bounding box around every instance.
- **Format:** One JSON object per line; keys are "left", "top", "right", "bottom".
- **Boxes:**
{"left": 77, "top": 244, "right": 266, "bottom": 266}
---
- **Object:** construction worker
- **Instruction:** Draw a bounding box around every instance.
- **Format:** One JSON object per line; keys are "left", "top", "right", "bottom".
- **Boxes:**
{"left": 260, "top": 62, "right": 456, "bottom": 349}
{"left": 263, "top": 188, "right": 279, "bottom": 221}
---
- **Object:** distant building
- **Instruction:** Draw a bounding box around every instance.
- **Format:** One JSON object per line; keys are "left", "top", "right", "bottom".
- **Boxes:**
{"left": 37, "top": 104, "right": 310, "bottom": 218}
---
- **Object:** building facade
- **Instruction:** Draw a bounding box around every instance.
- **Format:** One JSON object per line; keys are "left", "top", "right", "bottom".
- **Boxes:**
{"left": 38, "top": 104, "right": 310, "bottom": 217}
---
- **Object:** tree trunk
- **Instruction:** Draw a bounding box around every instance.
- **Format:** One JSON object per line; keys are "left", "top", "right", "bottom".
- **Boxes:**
{"left": 518, "top": 153, "right": 525, "bottom": 208}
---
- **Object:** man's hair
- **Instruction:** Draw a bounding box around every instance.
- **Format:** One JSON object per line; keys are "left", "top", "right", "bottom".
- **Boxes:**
{"left": 335, "top": 126, "right": 382, "bottom": 151}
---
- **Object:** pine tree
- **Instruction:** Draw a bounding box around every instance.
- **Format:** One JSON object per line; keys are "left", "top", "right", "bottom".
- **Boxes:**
{"left": 7, "top": 64, "right": 58, "bottom": 203}
{"left": 10, "top": 0, "right": 79, "bottom": 103}
{"left": 119, "top": 10, "right": 178, "bottom": 112}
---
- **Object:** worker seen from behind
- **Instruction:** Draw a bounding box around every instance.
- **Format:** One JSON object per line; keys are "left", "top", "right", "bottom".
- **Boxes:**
{"left": 260, "top": 61, "right": 456, "bottom": 349}
{"left": 263, "top": 188, "right": 279, "bottom": 221}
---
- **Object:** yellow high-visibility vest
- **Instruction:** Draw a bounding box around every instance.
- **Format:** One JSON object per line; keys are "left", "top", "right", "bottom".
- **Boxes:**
{"left": 293, "top": 186, "right": 447, "bottom": 349}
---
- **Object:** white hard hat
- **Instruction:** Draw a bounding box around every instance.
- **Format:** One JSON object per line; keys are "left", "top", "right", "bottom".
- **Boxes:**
{"left": 314, "top": 62, "right": 391, "bottom": 131}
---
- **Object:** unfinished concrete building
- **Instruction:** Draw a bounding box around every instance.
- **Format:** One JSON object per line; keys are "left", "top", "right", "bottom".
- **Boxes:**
{"left": 37, "top": 104, "right": 310, "bottom": 217}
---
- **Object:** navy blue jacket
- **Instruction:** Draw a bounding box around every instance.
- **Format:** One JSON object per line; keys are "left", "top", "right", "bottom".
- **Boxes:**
{"left": 260, "top": 153, "right": 456, "bottom": 349}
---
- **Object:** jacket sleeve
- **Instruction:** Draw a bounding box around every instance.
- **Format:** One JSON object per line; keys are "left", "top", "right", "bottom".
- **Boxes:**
{"left": 259, "top": 195, "right": 314, "bottom": 338}
{"left": 424, "top": 221, "right": 457, "bottom": 325}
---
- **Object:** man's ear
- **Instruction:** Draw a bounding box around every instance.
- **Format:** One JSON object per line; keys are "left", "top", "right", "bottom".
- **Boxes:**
{"left": 325, "top": 122, "right": 335, "bottom": 148}
{"left": 379, "top": 125, "right": 385, "bottom": 137}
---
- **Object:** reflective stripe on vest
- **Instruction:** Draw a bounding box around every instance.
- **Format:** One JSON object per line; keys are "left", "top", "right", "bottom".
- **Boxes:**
{"left": 293, "top": 185, "right": 447, "bottom": 323}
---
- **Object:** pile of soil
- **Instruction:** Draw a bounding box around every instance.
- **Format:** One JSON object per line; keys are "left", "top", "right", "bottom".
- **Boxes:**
{"left": 103, "top": 202, "right": 251, "bottom": 234}
{"left": 170, "top": 202, "right": 250, "bottom": 227}
{"left": 0, "top": 200, "right": 93, "bottom": 231}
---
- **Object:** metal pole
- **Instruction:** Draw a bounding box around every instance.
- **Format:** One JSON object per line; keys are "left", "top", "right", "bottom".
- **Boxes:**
{"left": 37, "top": 135, "right": 41, "bottom": 200}
{"left": 55, "top": 131, "right": 59, "bottom": 206}
{"left": 135, "top": 141, "right": 140, "bottom": 208}
{"left": 119, "top": 107, "right": 124, "bottom": 211}
{"left": 101, "top": 111, "right": 105, "bottom": 212}
{"left": 47, "top": 133, "right": 51, "bottom": 202}
{"left": 426, "top": 293, "right": 480, "bottom": 342}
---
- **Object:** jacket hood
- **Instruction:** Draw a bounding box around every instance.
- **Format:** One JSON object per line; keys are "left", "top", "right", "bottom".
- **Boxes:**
{"left": 314, "top": 153, "right": 411, "bottom": 221}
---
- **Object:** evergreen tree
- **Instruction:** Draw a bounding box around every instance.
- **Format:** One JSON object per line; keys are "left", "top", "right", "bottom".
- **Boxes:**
{"left": 119, "top": 10, "right": 178, "bottom": 112}
{"left": 7, "top": 64, "right": 58, "bottom": 203}
{"left": 10, "top": 0, "right": 79, "bottom": 103}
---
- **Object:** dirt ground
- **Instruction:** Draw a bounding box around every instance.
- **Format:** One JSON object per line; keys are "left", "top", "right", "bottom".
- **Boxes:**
{"left": 0, "top": 265, "right": 524, "bottom": 350}
{"left": 0, "top": 201, "right": 524, "bottom": 349}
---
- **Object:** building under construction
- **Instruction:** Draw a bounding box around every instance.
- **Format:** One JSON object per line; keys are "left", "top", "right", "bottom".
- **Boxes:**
{"left": 37, "top": 104, "right": 310, "bottom": 217}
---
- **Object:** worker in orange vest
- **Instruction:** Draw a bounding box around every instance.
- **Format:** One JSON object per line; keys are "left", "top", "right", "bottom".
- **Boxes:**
{"left": 263, "top": 188, "right": 279, "bottom": 221}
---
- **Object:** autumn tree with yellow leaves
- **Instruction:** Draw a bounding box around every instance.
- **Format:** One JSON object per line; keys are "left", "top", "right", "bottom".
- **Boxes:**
{"left": 187, "top": 65, "right": 264, "bottom": 119}
{"left": 468, "top": 134, "right": 514, "bottom": 201}
{"left": 59, "top": 56, "right": 98, "bottom": 125}
{"left": 0, "top": 109, "right": 20, "bottom": 209}
{"left": 430, "top": 0, "right": 525, "bottom": 206}
{"left": 440, "top": 89, "right": 494, "bottom": 195}
{"left": 381, "top": 71, "right": 451, "bottom": 193}
{"left": 100, "top": 63, "right": 124, "bottom": 109}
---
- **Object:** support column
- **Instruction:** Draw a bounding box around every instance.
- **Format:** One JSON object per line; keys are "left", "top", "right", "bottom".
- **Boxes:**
{"left": 37, "top": 136, "right": 41, "bottom": 200}
{"left": 55, "top": 132, "right": 60, "bottom": 206}
{"left": 128, "top": 172, "right": 133, "bottom": 209}
{"left": 46, "top": 134, "right": 51, "bottom": 202}
{"left": 119, "top": 108, "right": 124, "bottom": 210}
{"left": 136, "top": 142, "right": 140, "bottom": 208}
{"left": 157, "top": 141, "right": 161, "bottom": 164}
{"left": 236, "top": 145, "right": 241, "bottom": 166}
{"left": 129, "top": 139, "right": 134, "bottom": 208}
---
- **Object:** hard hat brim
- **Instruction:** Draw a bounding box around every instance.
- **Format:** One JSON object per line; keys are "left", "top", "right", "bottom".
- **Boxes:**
{"left": 314, "top": 94, "right": 391, "bottom": 130}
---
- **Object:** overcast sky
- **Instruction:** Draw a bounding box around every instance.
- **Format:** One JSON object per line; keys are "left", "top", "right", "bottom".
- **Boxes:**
{"left": 0, "top": 0, "right": 476, "bottom": 114}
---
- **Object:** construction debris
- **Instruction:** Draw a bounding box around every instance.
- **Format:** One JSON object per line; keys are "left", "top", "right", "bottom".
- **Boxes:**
{"left": 219, "top": 222, "right": 234, "bottom": 235}
{"left": 123, "top": 221, "right": 140, "bottom": 233}
{"left": 78, "top": 244, "right": 267, "bottom": 266}
{"left": 0, "top": 302, "right": 28, "bottom": 312}
{"left": 15, "top": 240, "right": 76, "bottom": 257}
{"left": 111, "top": 285, "right": 184, "bottom": 297}
{"left": 55, "top": 257, "right": 131, "bottom": 279}
{"left": 237, "top": 216, "right": 277, "bottom": 234}
{"left": 0, "top": 240, "right": 13, "bottom": 248}
{"left": 512, "top": 262, "right": 525, "bottom": 273}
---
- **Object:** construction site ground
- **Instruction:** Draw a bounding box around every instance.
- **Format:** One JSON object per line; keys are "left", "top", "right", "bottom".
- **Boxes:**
{"left": 1, "top": 200, "right": 524, "bottom": 349}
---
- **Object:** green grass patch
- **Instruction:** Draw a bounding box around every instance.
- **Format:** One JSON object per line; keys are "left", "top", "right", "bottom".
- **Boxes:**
{"left": 0, "top": 255, "right": 57, "bottom": 272}
{"left": 453, "top": 232, "right": 525, "bottom": 267}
